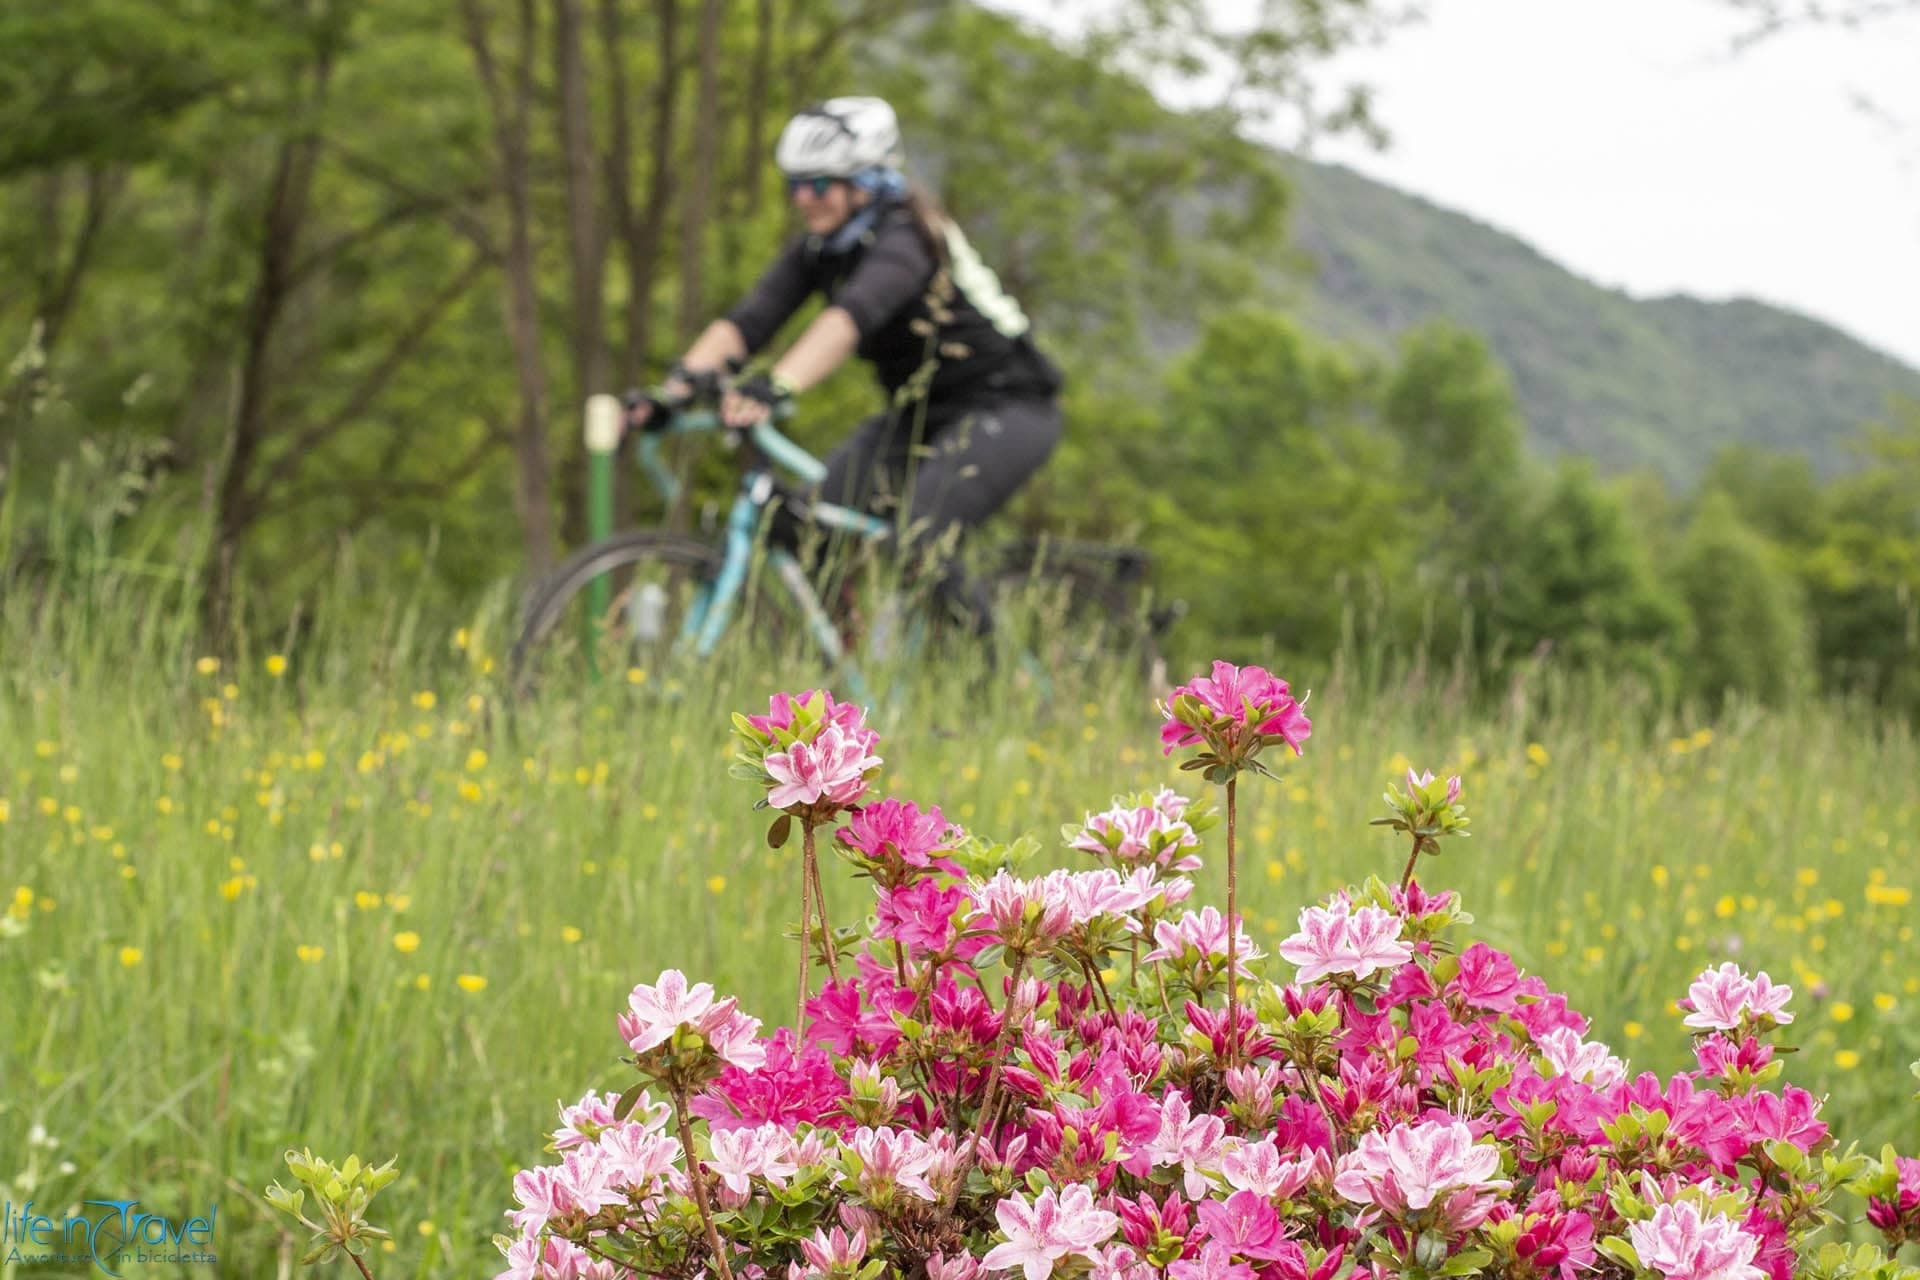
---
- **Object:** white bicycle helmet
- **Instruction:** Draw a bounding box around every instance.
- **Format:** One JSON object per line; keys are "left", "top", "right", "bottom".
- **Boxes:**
{"left": 775, "top": 97, "right": 904, "bottom": 179}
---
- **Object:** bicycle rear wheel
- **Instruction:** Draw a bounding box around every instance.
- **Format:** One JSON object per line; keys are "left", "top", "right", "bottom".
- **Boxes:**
{"left": 509, "top": 531, "right": 772, "bottom": 698}
{"left": 988, "top": 560, "right": 1165, "bottom": 686}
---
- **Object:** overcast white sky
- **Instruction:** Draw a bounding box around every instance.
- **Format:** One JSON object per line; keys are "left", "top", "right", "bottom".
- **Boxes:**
{"left": 986, "top": 0, "right": 1920, "bottom": 368}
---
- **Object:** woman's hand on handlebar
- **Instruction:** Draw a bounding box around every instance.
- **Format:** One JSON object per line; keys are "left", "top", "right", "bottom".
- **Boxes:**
{"left": 722, "top": 372, "right": 793, "bottom": 430}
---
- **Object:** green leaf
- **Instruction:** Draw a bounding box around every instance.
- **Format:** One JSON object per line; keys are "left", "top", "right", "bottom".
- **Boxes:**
{"left": 614, "top": 1081, "right": 647, "bottom": 1121}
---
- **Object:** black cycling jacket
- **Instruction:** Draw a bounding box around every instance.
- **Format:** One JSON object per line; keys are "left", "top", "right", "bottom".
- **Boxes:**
{"left": 726, "top": 203, "right": 1062, "bottom": 406}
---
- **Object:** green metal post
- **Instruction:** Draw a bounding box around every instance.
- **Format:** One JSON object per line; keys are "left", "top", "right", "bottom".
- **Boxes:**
{"left": 583, "top": 394, "right": 622, "bottom": 670}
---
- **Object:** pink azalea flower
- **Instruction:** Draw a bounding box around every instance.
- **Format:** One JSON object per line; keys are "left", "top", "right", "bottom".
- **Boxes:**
{"left": 1169, "top": 1242, "right": 1256, "bottom": 1280}
{"left": 837, "top": 798, "right": 962, "bottom": 871}
{"left": 1737, "top": 1087, "right": 1828, "bottom": 1152}
{"left": 796, "top": 1224, "right": 869, "bottom": 1279}
{"left": 1194, "top": 1189, "right": 1293, "bottom": 1261}
{"left": 707, "top": 1122, "right": 799, "bottom": 1196}
{"left": 693, "top": 1029, "right": 849, "bottom": 1132}
{"left": 620, "top": 969, "right": 717, "bottom": 1053}
{"left": 1333, "top": 1117, "right": 1511, "bottom": 1217}
{"left": 927, "top": 1253, "right": 983, "bottom": 1280}
{"left": 967, "top": 870, "right": 1074, "bottom": 947}
{"left": 1145, "top": 906, "right": 1265, "bottom": 968}
{"left": 876, "top": 878, "right": 974, "bottom": 957}
{"left": 1627, "top": 1200, "right": 1765, "bottom": 1280}
{"left": 619, "top": 969, "right": 765, "bottom": 1069}
{"left": 848, "top": 1125, "right": 941, "bottom": 1202}
{"left": 1219, "top": 1135, "right": 1327, "bottom": 1199}
{"left": 1069, "top": 803, "right": 1202, "bottom": 872}
{"left": 594, "top": 1123, "right": 680, "bottom": 1194}
{"left": 1535, "top": 1027, "right": 1629, "bottom": 1090}
{"left": 1449, "top": 942, "right": 1525, "bottom": 1011}
{"left": 1160, "top": 661, "right": 1312, "bottom": 758}
{"left": 981, "top": 1185, "right": 1120, "bottom": 1280}
{"left": 764, "top": 722, "right": 882, "bottom": 810}
{"left": 1144, "top": 1092, "right": 1227, "bottom": 1199}
{"left": 747, "top": 689, "right": 875, "bottom": 751}
{"left": 1277, "top": 901, "right": 1411, "bottom": 983}
{"left": 1680, "top": 963, "right": 1794, "bottom": 1031}
{"left": 553, "top": 1086, "right": 669, "bottom": 1149}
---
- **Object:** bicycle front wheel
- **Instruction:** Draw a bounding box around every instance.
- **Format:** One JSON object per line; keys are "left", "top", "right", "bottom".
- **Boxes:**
{"left": 509, "top": 531, "right": 773, "bottom": 698}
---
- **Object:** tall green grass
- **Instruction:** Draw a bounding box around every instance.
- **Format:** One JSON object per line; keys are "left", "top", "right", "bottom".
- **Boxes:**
{"left": 2, "top": 553, "right": 1917, "bottom": 1277}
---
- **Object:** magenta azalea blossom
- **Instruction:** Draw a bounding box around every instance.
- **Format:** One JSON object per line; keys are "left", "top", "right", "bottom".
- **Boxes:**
{"left": 1160, "top": 661, "right": 1311, "bottom": 758}
{"left": 747, "top": 689, "right": 875, "bottom": 748}
{"left": 764, "top": 722, "right": 882, "bottom": 811}
{"left": 838, "top": 798, "right": 963, "bottom": 870}
{"left": 1628, "top": 1200, "right": 1765, "bottom": 1280}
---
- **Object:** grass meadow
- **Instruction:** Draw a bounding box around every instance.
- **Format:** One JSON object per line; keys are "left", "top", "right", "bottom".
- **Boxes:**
{"left": 3, "top": 569, "right": 1918, "bottom": 1276}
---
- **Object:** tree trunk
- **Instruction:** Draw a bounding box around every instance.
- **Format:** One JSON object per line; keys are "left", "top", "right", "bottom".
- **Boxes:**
{"left": 678, "top": 0, "right": 724, "bottom": 342}
{"left": 555, "top": 0, "right": 607, "bottom": 545}
{"left": 463, "top": 0, "right": 557, "bottom": 573}
{"left": 603, "top": 0, "right": 680, "bottom": 382}
{"left": 740, "top": 0, "right": 775, "bottom": 219}
{"left": 209, "top": 53, "right": 332, "bottom": 614}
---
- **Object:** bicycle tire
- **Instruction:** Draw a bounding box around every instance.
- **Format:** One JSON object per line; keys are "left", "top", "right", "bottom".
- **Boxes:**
{"left": 509, "top": 531, "right": 764, "bottom": 698}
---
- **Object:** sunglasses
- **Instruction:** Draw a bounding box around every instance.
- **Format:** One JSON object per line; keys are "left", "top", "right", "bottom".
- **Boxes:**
{"left": 786, "top": 175, "right": 842, "bottom": 198}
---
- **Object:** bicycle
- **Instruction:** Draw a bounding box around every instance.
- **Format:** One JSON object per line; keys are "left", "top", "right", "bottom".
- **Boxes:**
{"left": 508, "top": 377, "right": 1177, "bottom": 702}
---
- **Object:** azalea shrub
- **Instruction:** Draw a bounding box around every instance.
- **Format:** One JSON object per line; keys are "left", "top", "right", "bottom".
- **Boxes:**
{"left": 485, "top": 668, "right": 1920, "bottom": 1280}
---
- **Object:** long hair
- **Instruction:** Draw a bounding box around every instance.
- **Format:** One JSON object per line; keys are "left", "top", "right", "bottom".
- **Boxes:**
{"left": 901, "top": 182, "right": 951, "bottom": 268}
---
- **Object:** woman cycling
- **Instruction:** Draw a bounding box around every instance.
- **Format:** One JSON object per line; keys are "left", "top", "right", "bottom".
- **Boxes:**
{"left": 636, "top": 95, "right": 1064, "bottom": 637}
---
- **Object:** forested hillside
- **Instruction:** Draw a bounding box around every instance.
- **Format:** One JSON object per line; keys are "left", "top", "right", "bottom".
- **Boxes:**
{"left": 1276, "top": 156, "right": 1920, "bottom": 480}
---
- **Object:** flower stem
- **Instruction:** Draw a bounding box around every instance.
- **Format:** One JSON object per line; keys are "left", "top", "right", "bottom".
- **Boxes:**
{"left": 1397, "top": 833, "right": 1421, "bottom": 899}
{"left": 672, "top": 1084, "right": 736, "bottom": 1280}
{"left": 796, "top": 831, "right": 814, "bottom": 1031}
{"left": 349, "top": 1252, "right": 376, "bottom": 1280}
{"left": 806, "top": 825, "right": 840, "bottom": 982}
{"left": 944, "top": 954, "right": 1027, "bottom": 1209}
{"left": 1226, "top": 775, "right": 1240, "bottom": 1070}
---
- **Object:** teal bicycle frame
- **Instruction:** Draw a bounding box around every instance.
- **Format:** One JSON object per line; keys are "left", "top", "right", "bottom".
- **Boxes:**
{"left": 634, "top": 409, "right": 892, "bottom": 703}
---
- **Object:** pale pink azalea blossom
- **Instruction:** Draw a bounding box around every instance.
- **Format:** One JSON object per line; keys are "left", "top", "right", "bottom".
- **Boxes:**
{"left": 1144, "top": 907, "right": 1265, "bottom": 968}
{"left": 1627, "top": 1200, "right": 1765, "bottom": 1280}
{"left": 792, "top": 1225, "right": 869, "bottom": 1280}
{"left": 1333, "top": 1118, "right": 1511, "bottom": 1217}
{"left": 1144, "top": 1093, "right": 1228, "bottom": 1199}
{"left": 708, "top": 1122, "right": 800, "bottom": 1197}
{"left": 1277, "top": 901, "right": 1413, "bottom": 983}
{"left": 981, "top": 1185, "right": 1121, "bottom": 1280}
{"left": 1069, "top": 803, "right": 1202, "bottom": 872}
{"left": 1535, "top": 1027, "right": 1630, "bottom": 1090}
{"left": 1681, "top": 963, "right": 1795, "bottom": 1031}
{"left": 927, "top": 1252, "right": 983, "bottom": 1280}
{"left": 967, "top": 870, "right": 1074, "bottom": 946}
{"left": 848, "top": 1125, "right": 941, "bottom": 1202}
{"left": 594, "top": 1124, "right": 680, "bottom": 1196}
{"left": 553, "top": 1087, "right": 668, "bottom": 1148}
{"left": 764, "top": 723, "right": 882, "bottom": 811}
{"left": 1220, "top": 1134, "right": 1328, "bottom": 1199}
{"left": 619, "top": 969, "right": 766, "bottom": 1069}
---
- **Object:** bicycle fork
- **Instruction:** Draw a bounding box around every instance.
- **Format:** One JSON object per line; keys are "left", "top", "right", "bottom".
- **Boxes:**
{"left": 769, "top": 549, "right": 873, "bottom": 705}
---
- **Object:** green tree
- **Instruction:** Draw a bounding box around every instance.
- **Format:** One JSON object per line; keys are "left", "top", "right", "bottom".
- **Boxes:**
{"left": 1671, "top": 491, "right": 1812, "bottom": 705}
{"left": 1487, "top": 459, "right": 1688, "bottom": 692}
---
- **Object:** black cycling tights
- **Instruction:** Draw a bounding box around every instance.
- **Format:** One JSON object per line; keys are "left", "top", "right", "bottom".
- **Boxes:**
{"left": 814, "top": 394, "right": 1063, "bottom": 637}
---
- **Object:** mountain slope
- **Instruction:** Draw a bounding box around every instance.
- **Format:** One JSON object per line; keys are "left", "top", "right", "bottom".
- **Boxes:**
{"left": 1272, "top": 154, "right": 1920, "bottom": 481}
